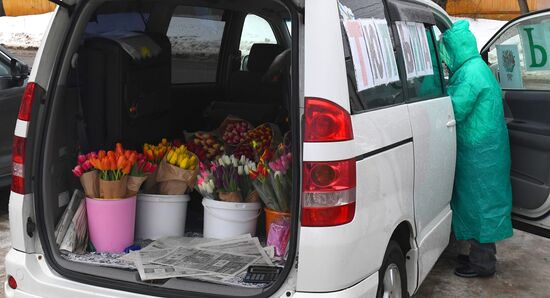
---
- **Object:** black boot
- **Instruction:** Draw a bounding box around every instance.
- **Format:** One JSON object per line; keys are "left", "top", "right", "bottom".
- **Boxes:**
{"left": 454, "top": 264, "right": 495, "bottom": 278}
{"left": 456, "top": 254, "right": 469, "bottom": 264}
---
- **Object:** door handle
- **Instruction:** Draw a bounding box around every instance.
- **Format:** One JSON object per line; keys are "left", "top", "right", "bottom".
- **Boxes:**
{"left": 446, "top": 119, "right": 456, "bottom": 127}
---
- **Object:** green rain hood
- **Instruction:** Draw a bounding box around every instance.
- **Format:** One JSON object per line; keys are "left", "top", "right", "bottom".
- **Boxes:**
{"left": 439, "top": 20, "right": 513, "bottom": 243}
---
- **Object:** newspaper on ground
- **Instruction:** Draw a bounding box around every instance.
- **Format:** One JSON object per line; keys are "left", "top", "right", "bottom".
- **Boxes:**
{"left": 152, "top": 247, "right": 260, "bottom": 276}
{"left": 55, "top": 190, "right": 84, "bottom": 245}
{"left": 120, "top": 237, "right": 213, "bottom": 263}
{"left": 135, "top": 252, "right": 212, "bottom": 281}
{"left": 196, "top": 236, "right": 273, "bottom": 265}
{"left": 62, "top": 232, "right": 278, "bottom": 287}
{"left": 59, "top": 198, "right": 88, "bottom": 253}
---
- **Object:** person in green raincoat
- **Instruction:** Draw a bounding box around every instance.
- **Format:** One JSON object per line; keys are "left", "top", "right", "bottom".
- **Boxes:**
{"left": 438, "top": 20, "right": 513, "bottom": 278}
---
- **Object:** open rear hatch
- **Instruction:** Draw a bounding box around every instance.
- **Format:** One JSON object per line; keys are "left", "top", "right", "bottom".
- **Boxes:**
{"left": 31, "top": 0, "right": 301, "bottom": 296}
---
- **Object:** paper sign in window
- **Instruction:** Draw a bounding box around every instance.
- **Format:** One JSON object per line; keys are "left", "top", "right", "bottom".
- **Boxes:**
{"left": 361, "top": 18, "right": 388, "bottom": 86}
{"left": 344, "top": 20, "right": 375, "bottom": 91}
{"left": 396, "top": 21, "right": 434, "bottom": 79}
{"left": 496, "top": 44, "right": 524, "bottom": 89}
{"left": 396, "top": 21, "right": 416, "bottom": 79}
{"left": 416, "top": 23, "right": 434, "bottom": 76}
{"left": 519, "top": 24, "right": 550, "bottom": 71}
{"left": 374, "top": 19, "right": 400, "bottom": 83}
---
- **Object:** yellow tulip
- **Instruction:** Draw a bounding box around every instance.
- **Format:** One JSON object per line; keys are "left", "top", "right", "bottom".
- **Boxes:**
{"left": 166, "top": 151, "right": 174, "bottom": 162}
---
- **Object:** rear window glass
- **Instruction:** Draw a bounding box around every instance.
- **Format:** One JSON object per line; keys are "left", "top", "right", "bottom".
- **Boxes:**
{"left": 168, "top": 6, "right": 226, "bottom": 84}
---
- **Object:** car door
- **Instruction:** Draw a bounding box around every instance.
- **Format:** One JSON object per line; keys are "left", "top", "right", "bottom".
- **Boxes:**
{"left": 481, "top": 9, "right": 550, "bottom": 237}
{"left": 386, "top": 0, "right": 456, "bottom": 286}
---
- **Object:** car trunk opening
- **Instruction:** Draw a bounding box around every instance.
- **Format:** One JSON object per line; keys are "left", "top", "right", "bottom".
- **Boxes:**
{"left": 32, "top": 0, "right": 301, "bottom": 296}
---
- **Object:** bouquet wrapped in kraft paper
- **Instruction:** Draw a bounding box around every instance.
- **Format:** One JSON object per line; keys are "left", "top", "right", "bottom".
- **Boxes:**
{"left": 218, "top": 116, "right": 254, "bottom": 152}
{"left": 72, "top": 153, "right": 99, "bottom": 198}
{"left": 156, "top": 145, "right": 199, "bottom": 195}
{"left": 196, "top": 154, "right": 258, "bottom": 203}
{"left": 127, "top": 155, "right": 157, "bottom": 196}
{"left": 142, "top": 139, "right": 171, "bottom": 193}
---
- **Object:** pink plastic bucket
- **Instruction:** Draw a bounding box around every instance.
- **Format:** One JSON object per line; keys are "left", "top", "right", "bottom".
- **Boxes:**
{"left": 86, "top": 196, "right": 136, "bottom": 253}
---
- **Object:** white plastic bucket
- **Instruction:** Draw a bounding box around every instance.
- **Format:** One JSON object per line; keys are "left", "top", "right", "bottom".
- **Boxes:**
{"left": 135, "top": 194, "right": 190, "bottom": 240}
{"left": 202, "top": 198, "right": 261, "bottom": 239}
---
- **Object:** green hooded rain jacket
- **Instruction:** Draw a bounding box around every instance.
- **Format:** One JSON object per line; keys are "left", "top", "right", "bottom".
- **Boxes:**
{"left": 438, "top": 20, "right": 513, "bottom": 243}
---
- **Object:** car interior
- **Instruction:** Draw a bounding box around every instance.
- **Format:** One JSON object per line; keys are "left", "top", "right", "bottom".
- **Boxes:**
{"left": 37, "top": 0, "right": 297, "bottom": 295}
{"left": 481, "top": 12, "right": 550, "bottom": 236}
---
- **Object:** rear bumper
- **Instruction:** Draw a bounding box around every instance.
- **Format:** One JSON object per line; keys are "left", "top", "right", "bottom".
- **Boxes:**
{"left": 5, "top": 248, "right": 377, "bottom": 298}
{"left": 293, "top": 273, "right": 378, "bottom": 297}
{"left": 4, "top": 249, "right": 151, "bottom": 298}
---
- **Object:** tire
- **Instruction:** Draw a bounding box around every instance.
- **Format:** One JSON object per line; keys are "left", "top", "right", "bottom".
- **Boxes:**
{"left": 376, "top": 240, "right": 408, "bottom": 298}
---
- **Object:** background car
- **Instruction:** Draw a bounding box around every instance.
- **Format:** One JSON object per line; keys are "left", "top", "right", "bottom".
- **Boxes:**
{"left": 0, "top": 45, "right": 28, "bottom": 188}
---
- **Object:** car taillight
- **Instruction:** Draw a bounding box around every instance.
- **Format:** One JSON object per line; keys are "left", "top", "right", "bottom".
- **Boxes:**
{"left": 302, "top": 159, "right": 356, "bottom": 226}
{"left": 12, "top": 82, "right": 38, "bottom": 194}
{"left": 7, "top": 275, "right": 17, "bottom": 289}
{"left": 304, "top": 97, "right": 353, "bottom": 142}
{"left": 18, "top": 82, "right": 36, "bottom": 121}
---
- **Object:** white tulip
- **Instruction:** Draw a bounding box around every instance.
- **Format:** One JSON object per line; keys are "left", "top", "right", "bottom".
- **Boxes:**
{"left": 238, "top": 166, "right": 244, "bottom": 175}
{"left": 222, "top": 155, "right": 231, "bottom": 166}
{"left": 244, "top": 165, "right": 250, "bottom": 175}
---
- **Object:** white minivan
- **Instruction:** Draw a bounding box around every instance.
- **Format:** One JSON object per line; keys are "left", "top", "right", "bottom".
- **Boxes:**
{"left": 6, "top": 0, "right": 550, "bottom": 296}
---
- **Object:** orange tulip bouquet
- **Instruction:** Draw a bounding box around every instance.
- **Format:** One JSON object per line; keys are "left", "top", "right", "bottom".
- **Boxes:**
{"left": 71, "top": 143, "right": 156, "bottom": 253}
{"left": 72, "top": 143, "right": 156, "bottom": 199}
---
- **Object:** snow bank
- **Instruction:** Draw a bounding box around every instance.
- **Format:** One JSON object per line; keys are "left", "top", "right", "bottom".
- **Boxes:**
{"left": 450, "top": 17, "right": 507, "bottom": 51}
{"left": 0, "top": 12, "right": 54, "bottom": 49}
{"left": 0, "top": 12, "right": 506, "bottom": 55}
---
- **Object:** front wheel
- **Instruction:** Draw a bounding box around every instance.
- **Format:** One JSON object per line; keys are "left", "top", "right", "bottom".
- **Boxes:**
{"left": 376, "top": 240, "right": 408, "bottom": 298}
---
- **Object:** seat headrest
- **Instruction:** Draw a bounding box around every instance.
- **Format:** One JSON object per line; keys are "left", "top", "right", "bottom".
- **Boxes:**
{"left": 263, "top": 49, "right": 291, "bottom": 83}
{"left": 247, "top": 43, "right": 284, "bottom": 73}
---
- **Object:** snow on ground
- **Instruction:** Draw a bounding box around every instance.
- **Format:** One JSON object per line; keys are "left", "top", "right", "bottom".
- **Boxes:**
{"left": 450, "top": 17, "right": 507, "bottom": 51}
{"left": 0, "top": 12, "right": 53, "bottom": 49}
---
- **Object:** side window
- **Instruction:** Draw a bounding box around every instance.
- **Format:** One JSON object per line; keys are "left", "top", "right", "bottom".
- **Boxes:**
{"left": 339, "top": 0, "right": 403, "bottom": 113}
{"left": 486, "top": 15, "right": 550, "bottom": 90}
{"left": 0, "top": 61, "right": 10, "bottom": 77}
{"left": 168, "top": 7, "right": 225, "bottom": 84}
{"left": 399, "top": 24, "right": 444, "bottom": 101}
{"left": 432, "top": 25, "right": 450, "bottom": 85}
{"left": 239, "top": 14, "right": 277, "bottom": 70}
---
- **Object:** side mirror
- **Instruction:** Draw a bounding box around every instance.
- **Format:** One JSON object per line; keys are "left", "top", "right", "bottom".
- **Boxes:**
{"left": 11, "top": 59, "right": 29, "bottom": 79}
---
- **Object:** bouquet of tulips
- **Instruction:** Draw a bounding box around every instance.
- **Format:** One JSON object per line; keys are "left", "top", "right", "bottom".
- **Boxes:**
{"left": 196, "top": 162, "right": 218, "bottom": 200}
{"left": 249, "top": 145, "right": 292, "bottom": 212}
{"left": 246, "top": 123, "right": 281, "bottom": 156}
{"left": 88, "top": 143, "right": 136, "bottom": 199}
{"left": 127, "top": 154, "right": 157, "bottom": 196}
{"left": 72, "top": 152, "right": 99, "bottom": 198}
{"left": 156, "top": 145, "right": 200, "bottom": 195}
{"left": 72, "top": 143, "right": 153, "bottom": 199}
{"left": 143, "top": 138, "right": 170, "bottom": 164}
{"left": 196, "top": 154, "right": 258, "bottom": 202}
{"left": 142, "top": 138, "right": 171, "bottom": 192}
{"left": 186, "top": 132, "right": 225, "bottom": 162}
{"left": 249, "top": 150, "right": 279, "bottom": 210}
{"left": 219, "top": 116, "right": 254, "bottom": 146}
{"left": 268, "top": 144, "right": 292, "bottom": 212}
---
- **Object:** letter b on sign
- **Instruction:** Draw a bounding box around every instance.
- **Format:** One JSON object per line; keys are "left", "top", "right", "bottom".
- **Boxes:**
{"left": 520, "top": 25, "right": 550, "bottom": 71}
